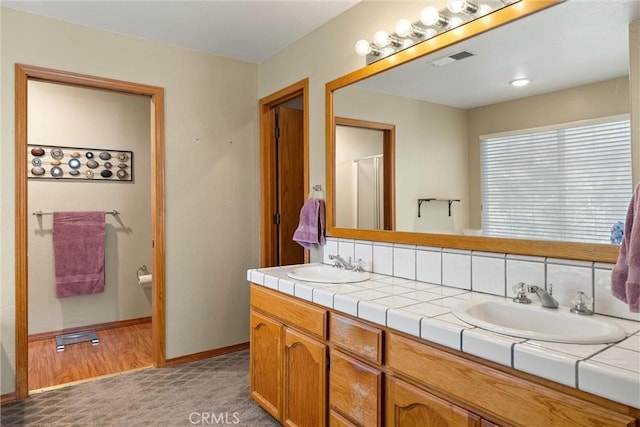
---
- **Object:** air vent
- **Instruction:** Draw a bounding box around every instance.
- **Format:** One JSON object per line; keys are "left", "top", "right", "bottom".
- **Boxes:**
{"left": 431, "top": 50, "right": 475, "bottom": 67}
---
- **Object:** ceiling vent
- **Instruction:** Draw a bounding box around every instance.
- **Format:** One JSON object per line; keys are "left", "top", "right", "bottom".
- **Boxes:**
{"left": 431, "top": 50, "right": 475, "bottom": 67}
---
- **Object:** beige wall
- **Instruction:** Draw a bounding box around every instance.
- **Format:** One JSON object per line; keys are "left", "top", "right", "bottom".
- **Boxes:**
{"left": 335, "top": 86, "right": 469, "bottom": 234}
{"left": 466, "top": 76, "right": 631, "bottom": 229}
{"left": 1, "top": 8, "right": 258, "bottom": 394}
{"left": 27, "top": 81, "right": 152, "bottom": 334}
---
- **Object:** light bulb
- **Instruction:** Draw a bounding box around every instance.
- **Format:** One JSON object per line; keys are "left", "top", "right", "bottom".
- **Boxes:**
{"left": 373, "top": 30, "right": 390, "bottom": 48}
{"left": 448, "top": 0, "right": 467, "bottom": 13}
{"left": 425, "top": 28, "right": 438, "bottom": 38}
{"left": 395, "top": 18, "right": 413, "bottom": 37}
{"left": 450, "top": 16, "right": 464, "bottom": 27}
{"left": 420, "top": 6, "right": 440, "bottom": 26}
{"left": 355, "top": 39, "right": 371, "bottom": 56}
{"left": 478, "top": 4, "right": 492, "bottom": 15}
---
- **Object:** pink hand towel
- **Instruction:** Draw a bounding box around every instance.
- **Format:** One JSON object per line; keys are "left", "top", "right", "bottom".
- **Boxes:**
{"left": 53, "top": 211, "right": 106, "bottom": 298}
{"left": 611, "top": 185, "right": 640, "bottom": 312}
{"left": 293, "top": 198, "right": 326, "bottom": 249}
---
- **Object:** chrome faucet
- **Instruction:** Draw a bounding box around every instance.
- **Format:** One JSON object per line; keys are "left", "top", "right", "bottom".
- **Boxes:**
{"left": 328, "top": 254, "right": 363, "bottom": 271}
{"left": 530, "top": 285, "right": 559, "bottom": 309}
{"left": 512, "top": 282, "right": 559, "bottom": 309}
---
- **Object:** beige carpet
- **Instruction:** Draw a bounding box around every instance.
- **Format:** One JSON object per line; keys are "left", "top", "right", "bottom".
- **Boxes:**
{"left": 1, "top": 349, "right": 280, "bottom": 426}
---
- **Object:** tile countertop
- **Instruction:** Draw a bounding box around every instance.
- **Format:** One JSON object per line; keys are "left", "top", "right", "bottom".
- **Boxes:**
{"left": 247, "top": 263, "right": 640, "bottom": 409}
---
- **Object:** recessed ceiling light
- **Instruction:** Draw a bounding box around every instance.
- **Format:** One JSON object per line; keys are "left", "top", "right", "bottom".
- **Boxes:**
{"left": 510, "top": 78, "right": 531, "bottom": 87}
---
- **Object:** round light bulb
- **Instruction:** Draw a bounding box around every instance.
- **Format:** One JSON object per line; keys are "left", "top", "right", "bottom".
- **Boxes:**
{"left": 478, "top": 4, "right": 492, "bottom": 15}
{"left": 448, "top": 0, "right": 467, "bottom": 13}
{"left": 420, "top": 6, "right": 440, "bottom": 26}
{"left": 425, "top": 28, "right": 438, "bottom": 38}
{"left": 450, "top": 16, "right": 464, "bottom": 27}
{"left": 395, "top": 18, "right": 413, "bottom": 37}
{"left": 355, "top": 39, "right": 371, "bottom": 56}
{"left": 373, "top": 30, "right": 390, "bottom": 48}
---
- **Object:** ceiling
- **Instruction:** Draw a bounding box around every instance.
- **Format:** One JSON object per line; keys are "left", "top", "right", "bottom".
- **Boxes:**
{"left": 356, "top": 0, "right": 640, "bottom": 109}
{"left": 1, "top": 0, "right": 360, "bottom": 63}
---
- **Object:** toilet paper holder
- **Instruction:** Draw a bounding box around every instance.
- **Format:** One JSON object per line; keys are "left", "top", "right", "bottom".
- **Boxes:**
{"left": 136, "top": 264, "right": 149, "bottom": 279}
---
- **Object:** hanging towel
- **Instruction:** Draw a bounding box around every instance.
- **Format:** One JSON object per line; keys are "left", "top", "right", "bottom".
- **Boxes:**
{"left": 611, "top": 185, "right": 640, "bottom": 312}
{"left": 293, "top": 198, "right": 326, "bottom": 249}
{"left": 53, "top": 211, "right": 106, "bottom": 298}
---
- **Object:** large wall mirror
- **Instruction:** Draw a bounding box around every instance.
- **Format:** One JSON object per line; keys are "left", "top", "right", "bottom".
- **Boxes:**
{"left": 327, "top": 0, "right": 640, "bottom": 263}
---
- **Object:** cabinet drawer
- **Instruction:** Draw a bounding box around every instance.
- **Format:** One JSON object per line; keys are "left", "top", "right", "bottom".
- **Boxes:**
{"left": 386, "top": 333, "right": 636, "bottom": 427}
{"left": 329, "top": 410, "right": 357, "bottom": 427}
{"left": 386, "top": 376, "right": 480, "bottom": 427}
{"left": 329, "top": 349, "right": 383, "bottom": 427}
{"left": 251, "top": 284, "right": 327, "bottom": 339}
{"left": 330, "top": 313, "right": 383, "bottom": 365}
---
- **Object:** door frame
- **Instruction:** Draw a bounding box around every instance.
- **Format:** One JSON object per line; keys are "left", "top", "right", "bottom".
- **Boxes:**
{"left": 334, "top": 116, "right": 396, "bottom": 231}
{"left": 258, "top": 79, "right": 309, "bottom": 267}
{"left": 14, "top": 64, "right": 166, "bottom": 401}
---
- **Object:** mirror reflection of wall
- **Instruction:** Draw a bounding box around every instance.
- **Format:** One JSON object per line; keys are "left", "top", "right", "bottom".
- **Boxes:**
{"left": 332, "top": 0, "right": 640, "bottom": 244}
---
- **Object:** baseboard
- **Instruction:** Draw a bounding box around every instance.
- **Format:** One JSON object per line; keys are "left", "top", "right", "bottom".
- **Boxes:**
{"left": 1, "top": 392, "right": 17, "bottom": 406}
{"left": 28, "top": 316, "right": 152, "bottom": 342}
{"left": 165, "top": 342, "right": 249, "bottom": 366}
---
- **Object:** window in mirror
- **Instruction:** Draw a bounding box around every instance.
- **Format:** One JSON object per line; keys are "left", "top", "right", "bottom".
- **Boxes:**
{"left": 480, "top": 115, "right": 632, "bottom": 244}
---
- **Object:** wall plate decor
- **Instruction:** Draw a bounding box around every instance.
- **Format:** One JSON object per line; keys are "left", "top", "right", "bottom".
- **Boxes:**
{"left": 28, "top": 144, "right": 133, "bottom": 182}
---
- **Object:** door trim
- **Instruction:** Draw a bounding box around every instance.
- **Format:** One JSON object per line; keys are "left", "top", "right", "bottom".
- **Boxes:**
{"left": 14, "top": 64, "right": 166, "bottom": 401}
{"left": 259, "top": 79, "right": 309, "bottom": 267}
{"left": 334, "top": 116, "right": 396, "bottom": 231}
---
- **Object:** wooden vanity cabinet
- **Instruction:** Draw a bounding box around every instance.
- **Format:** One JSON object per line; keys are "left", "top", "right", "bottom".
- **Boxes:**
{"left": 329, "top": 314, "right": 384, "bottom": 427}
{"left": 250, "top": 286, "right": 328, "bottom": 427}
{"left": 250, "top": 311, "right": 283, "bottom": 420}
{"left": 386, "top": 376, "right": 481, "bottom": 427}
{"left": 250, "top": 284, "right": 640, "bottom": 427}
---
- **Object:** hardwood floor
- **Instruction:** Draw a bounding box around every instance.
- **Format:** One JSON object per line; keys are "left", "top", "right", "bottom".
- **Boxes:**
{"left": 28, "top": 322, "right": 152, "bottom": 391}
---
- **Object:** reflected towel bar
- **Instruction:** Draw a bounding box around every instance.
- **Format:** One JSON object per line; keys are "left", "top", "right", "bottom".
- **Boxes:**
{"left": 33, "top": 210, "right": 120, "bottom": 216}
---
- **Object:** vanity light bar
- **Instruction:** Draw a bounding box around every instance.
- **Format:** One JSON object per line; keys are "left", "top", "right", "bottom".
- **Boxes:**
{"left": 355, "top": 0, "right": 520, "bottom": 65}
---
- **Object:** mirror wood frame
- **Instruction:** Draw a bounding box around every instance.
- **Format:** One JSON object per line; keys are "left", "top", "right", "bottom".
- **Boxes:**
{"left": 325, "top": 0, "right": 620, "bottom": 264}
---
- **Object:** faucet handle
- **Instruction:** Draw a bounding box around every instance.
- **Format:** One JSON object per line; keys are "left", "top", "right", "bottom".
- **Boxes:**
{"left": 512, "top": 282, "right": 531, "bottom": 304}
{"left": 570, "top": 291, "right": 593, "bottom": 315}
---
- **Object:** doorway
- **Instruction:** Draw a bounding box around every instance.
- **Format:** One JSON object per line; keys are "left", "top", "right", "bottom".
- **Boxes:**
{"left": 14, "top": 64, "right": 166, "bottom": 401}
{"left": 334, "top": 117, "right": 396, "bottom": 231}
{"left": 259, "top": 79, "right": 309, "bottom": 267}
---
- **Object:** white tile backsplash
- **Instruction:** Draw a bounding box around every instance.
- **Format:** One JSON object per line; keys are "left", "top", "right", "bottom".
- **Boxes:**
{"left": 321, "top": 237, "right": 640, "bottom": 324}
{"left": 506, "top": 258, "right": 545, "bottom": 298}
{"left": 472, "top": 254, "right": 506, "bottom": 296}
{"left": 373, "top": 243, "right": 393, "bottom": 275}
{"left": 594, "top": 266, "right": 640, "bottom": 321}
{"left": 393, "top": 246, "right": 416, "bottom": 280}
{"left": 338, "top": 239, "right": 355, "bottom": 262}
{"left": 323, "top": 238, "right": 338, "bottom": 264}
{"left": 442, "top": 251, "right": 471, "bottom": 290}
{"left": 416, "top": 248, "right": 442, "bottom": 285}
{"left": 547, "top": 262, "right": 593, "bottom": 307}
{"left": 354, "top": 241, "right": 373, "bottom": 272}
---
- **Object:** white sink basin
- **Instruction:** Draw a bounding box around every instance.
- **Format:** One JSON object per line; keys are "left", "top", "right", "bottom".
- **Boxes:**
{"left": 286, "top": 265, "right": 371, "bottom": 284}
{"left": 451, "top": 299, "right": 626, "bottom": 344}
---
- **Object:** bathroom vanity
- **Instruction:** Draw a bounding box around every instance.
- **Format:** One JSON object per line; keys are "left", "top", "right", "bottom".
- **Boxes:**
{"left": 248, "top": 266, "right": 640, "bottom": 427}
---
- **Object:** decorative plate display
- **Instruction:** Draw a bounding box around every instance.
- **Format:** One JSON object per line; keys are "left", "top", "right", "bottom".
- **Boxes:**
{"left": 27, "top": 144, "right": 133, "bottom": 182}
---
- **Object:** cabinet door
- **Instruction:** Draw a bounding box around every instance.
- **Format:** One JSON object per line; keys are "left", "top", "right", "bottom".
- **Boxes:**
{"left": 386, "top": 377, "right": 481, "bottom": 427}
{"left": 283, "top": 327, "right": 327, "bottom": 427}
{"left": 250, "top": 311, "right": 283, "bottom": 421}
{"left": 329, "top": 349, "right": 382, "bottom": 427}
